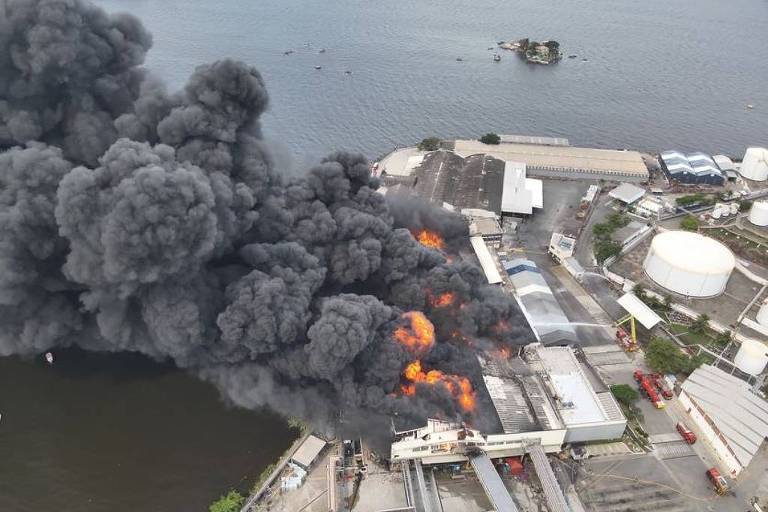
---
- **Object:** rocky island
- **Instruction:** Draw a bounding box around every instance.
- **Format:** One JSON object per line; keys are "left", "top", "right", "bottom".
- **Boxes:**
{"left": 498, "top": 38, "right": 562, "bottom": 64}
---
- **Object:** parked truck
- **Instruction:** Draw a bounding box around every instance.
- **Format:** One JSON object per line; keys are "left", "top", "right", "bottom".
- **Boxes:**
{"left": 652, "top": 373, "right": 673, "bottom": 399}
{"left": 706, "top": 467, "right": 729, "bottom": 495}
{"left": 633, "top": 370, "right": 665, "bottom": 409}
{"left": 676, "top": 422, "right": 697, "bottom": 444}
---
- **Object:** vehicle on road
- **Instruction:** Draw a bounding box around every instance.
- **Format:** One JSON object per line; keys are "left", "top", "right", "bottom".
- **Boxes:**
{"left": 634, "top": 369, "right": 665, "bottom": 409}
{"left": 676, "top": 422, "right": 697, "bottom": 444}
{"left": 706, "top": 467, "right": 728, "bottom": 495}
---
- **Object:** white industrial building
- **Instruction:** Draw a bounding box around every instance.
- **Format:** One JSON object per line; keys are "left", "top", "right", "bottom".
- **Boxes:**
{"left": 502, "top": 258, "right": 578, "bottom": 344}
{"left": 680, "top": 365, "right": 768, "bottom": 477}
{"left": 740, "top": 147, "right": 768, "bottom": 182}
{"left": 391, "top": 344, "right": 626, "bottom": 464}
{"left": 470, "top": 236, "right": 502, "bottom": 284}
{"left": 501, "top": 161, "right": 543, "bottom": 216}
{"left": 749, "top": 201, "right": 768, "bottom": 227}
{"left": 643, "top": 231, "right": 735, "bottom": 298}
{"left": 734, "top": 339, "right": 768, "bottom": 376}
{"left": 608, "top": 183, "right": 645, "bottom": 205}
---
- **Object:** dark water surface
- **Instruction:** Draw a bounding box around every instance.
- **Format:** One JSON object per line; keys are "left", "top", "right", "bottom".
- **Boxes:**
{"left": 0, "top": 350, "right": 296, "bottom": 511}
{"left": 96, "top": 0, "right": 768, "bottom": 163}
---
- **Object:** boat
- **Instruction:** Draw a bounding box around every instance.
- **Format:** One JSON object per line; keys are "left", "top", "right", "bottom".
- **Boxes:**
{"left": 493, "top": 54, "right": 501, "bottom": 62}
{"left": 45, "top": 352, "right": 53, "bottom": 365}
{"left": 747, "top": 104, "right": 754, "bottom": 110}
{"left": 283, "top": 50, "right": 294, "bottom": 56}
{"left": 314, "top": 65, "right": 322, "bottom": 70}
{"left": 568, "top": 54, "right": 577, "bottom": 59}
{"left": 319, "top": 48, "right": 326, "bottom": 54}
{"left": 456, "top": 57, "right": 463, "bottom": 62}
{"left": 344, "top": 70, "right": 353, "bottom": 75}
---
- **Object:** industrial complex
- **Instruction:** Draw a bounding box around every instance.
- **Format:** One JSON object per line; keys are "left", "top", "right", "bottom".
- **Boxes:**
{"left": 251, "top": 137, "right": 768, "bottom": 512}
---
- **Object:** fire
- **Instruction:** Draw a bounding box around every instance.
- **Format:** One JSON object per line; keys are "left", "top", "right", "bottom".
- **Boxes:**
{"left": 495, "top": 346, "right": 512, "bottom": 359}
{"left": 400, "top": 360, "right": 476, "bottom": 412}
{"left": 394, "top": 312, "right": 435, "bottom": 353}
{"left": 412, "top": 229, "right": 445, "bottom": 250}
{"left": 428, "top": 291, "right": 455, "bottom": 308}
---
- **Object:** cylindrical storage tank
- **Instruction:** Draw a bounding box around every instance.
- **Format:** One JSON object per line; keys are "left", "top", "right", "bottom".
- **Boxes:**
{"left": 734, "top": 339, "right": 768, "bottom": 376}
{"left": 730, "top": 203, "right": 739, "bottom": 215}
{"left": 712, "top": 208, "right": 722, "bottom": 219}
{"left": 721, "top": 207, "right": 731, "bottom": 217}
{"left": 741, "top": 147, "right": 768, "bottom": 181}
{"left": 643, "top": 231, "right": 735, "bottom": 297}
{"left": 749, "top": 201, "right": 768, "bottom": 226}
{"left": 757, "top": 301, "right": 768, "bottom": 326}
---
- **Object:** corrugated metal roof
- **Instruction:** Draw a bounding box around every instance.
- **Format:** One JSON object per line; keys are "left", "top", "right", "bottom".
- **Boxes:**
{"left": 682, "top": 365, "right": 768, "bottom": 467}
{"left": 617, "top": 293, "right": 663, "bottom": 329}
{"left": 470, "top": 236, "right": 502, "bottom": 284}
{"left": 291, "top": 435, "right": 326, "bottom": 469}
{"left": 608, "top": 183, "right": 645, "bottom": 204}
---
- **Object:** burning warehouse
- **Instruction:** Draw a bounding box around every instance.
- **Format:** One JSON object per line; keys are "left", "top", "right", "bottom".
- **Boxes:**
{"left": 390, "top": 343, "right": 626, "bottom": 464}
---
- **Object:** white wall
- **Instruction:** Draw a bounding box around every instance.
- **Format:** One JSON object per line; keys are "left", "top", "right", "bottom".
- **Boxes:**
{"left": 564, "top": 421, "right": 627, "bottom": 443}
{"left": 679, "top": 391, "right": 743, "bottom": 476}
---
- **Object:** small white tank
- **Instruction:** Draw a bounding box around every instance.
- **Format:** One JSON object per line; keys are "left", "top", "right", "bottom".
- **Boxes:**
{"left": 721, "top": 207, "right": 731, "bottom": 217}
{"left": 711, "top": 208, "right": 722, "bottom": 219}
{"left": 734, "top": 339, "right": 768, "bottom": 376}
{"left": 749, "top": 201, "right": 768, "bottom": 227}
{"left": 730, "top": 203, "right": 739, "bottom": 215}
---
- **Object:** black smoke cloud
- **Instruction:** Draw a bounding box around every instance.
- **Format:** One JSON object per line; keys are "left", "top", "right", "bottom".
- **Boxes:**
{"left": 0, "top": 0, "right": 532, "bottom": 441}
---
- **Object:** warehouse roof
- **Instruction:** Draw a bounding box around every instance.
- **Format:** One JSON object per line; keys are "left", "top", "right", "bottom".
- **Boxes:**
{"left": 453, "top": 140, "right": 648, "bottom": 177}
{"left": 609, "top": 183, "right": 645, "bottom": 204}
{"left": 617, "top": 293, "right": 663, "bottom": 329}
{"left": 291, "top": 435, "right": 326, "bottom": 470}
{"left": 682, "top": 365, "right": 768, "bottom": 468}
{"left": 470, "top": 236, "right": 502, "bottom": 284}
{"left": 661, "top": 151, "right": 724, "bottom": 178}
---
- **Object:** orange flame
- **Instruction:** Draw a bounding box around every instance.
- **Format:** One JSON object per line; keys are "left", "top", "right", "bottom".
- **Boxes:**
{"left": 412, "top": 229, "right": 445, "bottom": 251}
{"left": 394, "top": 312, "right": 435, "bottom": 353}
{"left": 401, "top": 360, "right": 476, "bottom": 412}
{"left": 428, "top": 291, "right": 455, "bottom": 308}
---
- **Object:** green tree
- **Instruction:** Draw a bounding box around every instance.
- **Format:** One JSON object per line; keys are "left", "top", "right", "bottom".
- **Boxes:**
{"left": 689, "top": 314, "right": 710, "bottom": 335}
{"left": 594, "top": 240, "right": 622, "bottom": 263}
{"left": 645, "top": 337, "right": 689, "bottom": 374}
{"left": 715, "top": 330, "right": 733, "bottom": 347}
{"left": 606, "top": 213, "right": 630, "bottom": 229}
{"left": 479, "top": 133, "right": 501, "bottom": 145}
{"left": 610, "top": 384, "right": 640, "bottom": 408}
{"left": 417, "top": 137, "right": 440, "bottom": 151}
{"left": 680, "top": 215, "right": 699, "bottom": 232}
{"left": 209, "top": 490, "right": 244, "bottom": 512}
{"left": 592, "top": 223, "right": 613, "bottom": 238}
{"left": 739, "top": 200, "right": 753, "bottom": 212}
{"left": 633, "top": 283, "right": 646, "bottom": 299}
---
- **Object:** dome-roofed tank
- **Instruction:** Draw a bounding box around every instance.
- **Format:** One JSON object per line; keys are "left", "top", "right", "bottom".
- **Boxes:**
{"left": 757, "top": 300, "right": 768, "bottom": 326}
{"left": 741, "top": 147, "right": 768, "bottom": 182}
{"left": 734, "top": 339, "right": 768, "bottom": 376}
{"left": 643, "top": 231, "right": 735, "bottom": 298}
{"left": 749, "top": 201, "right": 768, "bottom": 227}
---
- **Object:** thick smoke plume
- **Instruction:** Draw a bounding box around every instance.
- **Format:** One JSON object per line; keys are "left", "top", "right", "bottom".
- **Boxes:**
{"left": 0, "top": 0, "right": 532, "bottom": 441}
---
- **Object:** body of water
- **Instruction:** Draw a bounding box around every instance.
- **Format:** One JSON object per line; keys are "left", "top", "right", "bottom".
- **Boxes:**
{"left": 0, "top": 351, "right": 296, "bottom": 511}
{"left": 96, "top": 0, "right": 768, "bottom": 162}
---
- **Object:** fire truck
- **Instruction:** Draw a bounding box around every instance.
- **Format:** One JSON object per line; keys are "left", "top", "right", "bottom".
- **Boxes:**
{"left": 651, "top": 373, "right": 673, "bottom": 399}
{"left": 706, "top": 467, "right": 729, "bottom": 495}
{"left": 633, "top": 370, "right": 665, "bottom": 409}
{"left": 676, "top": 422, "right": 697, "bottom": 444}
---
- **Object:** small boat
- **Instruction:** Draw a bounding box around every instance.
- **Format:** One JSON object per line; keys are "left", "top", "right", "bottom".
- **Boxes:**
{"left": 45, "top": 352, "right": 54, "bottom": 365}
{"left": 283, "top": 50, "right": 294, "bottom": 56}
{"left": 344, "top": 70, "right": 353, "bottom": 75}
{"left": 568, "top": 54, "right": 577, "bottom": 59}
{"left": 747, "top": 104, "right": 754, "bottom": 110}
{"left": 314, "top": 65, "right": 322, "bottom": 70}
{"left": 319, "top": 48, "right": 326, "bottom": 54}
{"left": 456, "top": 57, "right": 463, "bottom": 62}
{"left": 493, "top": 54, "right": 501, "bottom": 62}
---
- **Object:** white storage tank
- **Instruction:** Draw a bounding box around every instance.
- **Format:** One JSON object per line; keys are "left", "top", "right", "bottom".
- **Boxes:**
{"left": 643, "top": 231, "right": 735, "bottom": 298}
{"left": 741, "top": 147, "right": 768, "bottom": 182}
{"left": 711, "top": 208, "right": 722, "bottom": 220}
{"left": 734, "top": 339, "right": 768, "bottom": 376}
{"left": 730, "top": 203, "right": 739, "bottom": 215}
{"left": 749, "top": 201, "right": 768, "bottom": 227}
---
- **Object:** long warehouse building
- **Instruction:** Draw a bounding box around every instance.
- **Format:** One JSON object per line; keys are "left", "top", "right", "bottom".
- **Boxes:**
{"left": 453, "top": 140, "right": 649, "bottom": 182}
